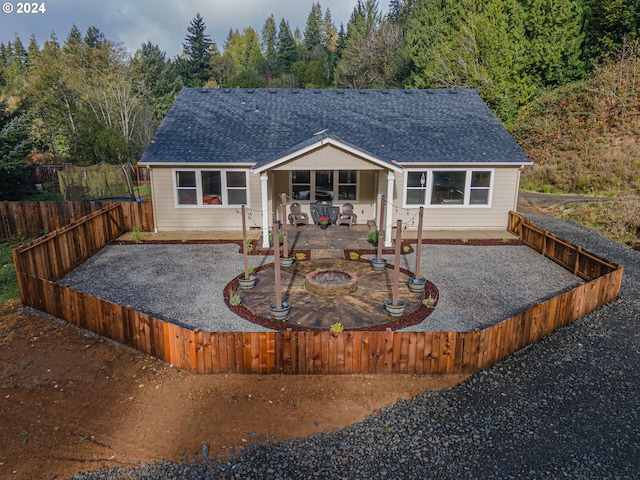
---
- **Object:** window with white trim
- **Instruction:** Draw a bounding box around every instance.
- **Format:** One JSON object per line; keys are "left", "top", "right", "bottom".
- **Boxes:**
{"left": 404, "top": 169, "right": 493, "bottom": 207}
{"left": 174, "top": 169, "right": 248, "bottom": 206}
{"left": 338, "top": 170, "right": 357, "bottom": 200}
{"left": 291, "top": 170, "right": 311, "bottom": 200}
{"left": 176, "top": 171, "right": 197, "bottom": 205}
{"left": 291, "top": 170, "right": 358, "bottom": 202}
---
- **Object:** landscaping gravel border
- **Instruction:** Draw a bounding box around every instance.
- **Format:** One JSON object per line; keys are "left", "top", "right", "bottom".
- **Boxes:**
{"left": 59, "top": 243, "right": 582, "bottom": 333}
{"left": 71, "top": 215, "right": 640, "bottom": 479}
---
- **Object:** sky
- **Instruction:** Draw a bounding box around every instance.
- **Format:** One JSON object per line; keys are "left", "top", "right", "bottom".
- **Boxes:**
{"left": 0, "top": 0, "right": 361, "bottom": 58}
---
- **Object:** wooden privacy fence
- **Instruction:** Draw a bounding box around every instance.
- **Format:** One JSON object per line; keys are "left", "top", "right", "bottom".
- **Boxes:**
{"left": 29, "top": 164, "right": 150, "bottom": 187}
{"left": 0, "top": 200, "right": 153, "bottom": 240}
{"left": 507, "top": 211, "right": 620, "bottom": 281}
{"left": 13, "top": 209, "right": 624, "bottom": 375}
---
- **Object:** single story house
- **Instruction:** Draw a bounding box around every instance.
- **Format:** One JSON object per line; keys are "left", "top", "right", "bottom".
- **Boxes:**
{"left": 138, "top": 88, "right": 532, "bottom": 247}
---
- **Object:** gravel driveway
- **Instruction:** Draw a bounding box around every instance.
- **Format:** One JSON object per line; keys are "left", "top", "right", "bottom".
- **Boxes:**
{"left": 59, "top": 243, "right": 582, "bottom": 332}
{"left": 71, "top": 215, "right": 640, "bottom": 479}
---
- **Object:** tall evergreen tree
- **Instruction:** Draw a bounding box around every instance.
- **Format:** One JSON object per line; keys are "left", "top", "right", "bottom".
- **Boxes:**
{"left": 583, "top": 0, "right": 640, "bottom": 60}
{"left": 131, "top": 42, "right": 181, "bottom": 119}
{"left": 26, "top": 35, "right": 40, "bottom": 71}
{"left": 520, "top": 0, "right": 585, "bottom": 86}
{"left": 84, "top": 26, "right": 106, "bottom": 48}
{"left": 63, "top": 24, "right": 83, "bottom": 56}
{"left": 223, "top": 29, "right": 236, "bottom": 51}
{"left": 322, "top": 8, "right": 338, "bottom": 51}
{"left": 261, "top": 15, "right": 278, "bottom": 59}
{"left": 277, "top": 19, "right": 297, "bottom": 69}
{"left": 242, "top": 28, "right": 264, "bottom": 71}
{"left": 180, "top": 13, "right": 213, "bottom": 87}
{"left": 406, "top": 0, "right": 536, "bottom": 122}
{"left": 304, "top": 2, "right": 324, "bottom": 51}
{"left": 0, "top": 101, "right": 32, "bottom": 199}
{"left": 345, "top": 0, "right": 381, "bottom": 45}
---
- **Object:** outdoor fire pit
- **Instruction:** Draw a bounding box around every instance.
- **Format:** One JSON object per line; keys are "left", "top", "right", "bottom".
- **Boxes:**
{"left": 305, "top": 269, "right": 359, "bottom": 297}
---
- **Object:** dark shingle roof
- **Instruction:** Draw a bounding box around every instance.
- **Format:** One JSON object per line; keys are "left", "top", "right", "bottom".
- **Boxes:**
{"left": 139, "top": 88, "right": 532, "bottom": 167}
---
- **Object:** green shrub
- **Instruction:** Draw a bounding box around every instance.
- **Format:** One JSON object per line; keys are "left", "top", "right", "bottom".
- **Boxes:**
{"left": 229, "top": 290, "right": 242, "bottom": 307}
{"left": 330, "top": 322, "right": 344, "bottom": 333}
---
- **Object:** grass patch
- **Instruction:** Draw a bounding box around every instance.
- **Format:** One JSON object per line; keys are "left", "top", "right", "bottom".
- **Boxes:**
{"left": 0, "top": 236, "right": 26, "bottom": 303}
{"left": 555, "top": 199, "right": 640, "bottom": 245}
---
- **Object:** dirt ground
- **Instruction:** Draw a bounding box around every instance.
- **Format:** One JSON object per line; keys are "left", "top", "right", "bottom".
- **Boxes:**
{"left": 0, "top": 301, "right": 467, "bottom": 480}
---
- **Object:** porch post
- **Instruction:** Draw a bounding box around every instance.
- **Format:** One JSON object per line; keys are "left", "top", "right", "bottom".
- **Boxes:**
{"left": 261, "top": 174, "right": 270, "bottom": 248}
{"left": 385, "top": 172, "right": 394, "bottom": 247}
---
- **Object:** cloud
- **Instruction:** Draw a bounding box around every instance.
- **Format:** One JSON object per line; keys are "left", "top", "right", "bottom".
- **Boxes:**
{"left": 0, "top": 0, "right": 359, "bottom": 57}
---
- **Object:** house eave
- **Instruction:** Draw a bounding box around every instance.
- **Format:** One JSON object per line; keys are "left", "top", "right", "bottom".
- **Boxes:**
{"left": 140, "top": 162, "right": 255, "bottom": 168}
{"left": 400, "top": 161, "right": 533, "bottom": 168}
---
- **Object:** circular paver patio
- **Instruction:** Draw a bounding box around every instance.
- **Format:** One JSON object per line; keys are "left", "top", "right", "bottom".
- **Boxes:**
{"left": 225, "top": 258, "right": 438, "bottom": 331}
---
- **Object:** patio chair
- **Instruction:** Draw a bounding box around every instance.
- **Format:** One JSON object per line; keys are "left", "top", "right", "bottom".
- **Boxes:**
{"left": 289, "top": 202, "right": 309, "bottom": 227}
{"left": 337, "top": 203, "right": 357, "bottom": 227}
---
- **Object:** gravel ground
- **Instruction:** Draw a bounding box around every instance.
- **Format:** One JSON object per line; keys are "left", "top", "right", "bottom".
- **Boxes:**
{"left": 59, "top": 243, "right": 580, "bottom": 333}
{"left": 71, "top": 216, "right": 640, "bottom": 479}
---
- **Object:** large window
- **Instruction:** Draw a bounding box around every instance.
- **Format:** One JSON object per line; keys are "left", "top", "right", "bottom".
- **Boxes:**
{"left": 315, "top": 170, "right": 333, "bottom": 201}
{"left": 176, "top": 171, "right": 197, "bottom": 205}
{"left": 291, "top": 170, "right": 358, "bottom": 202}
{"left": 405, "top": 169, "right": 493, "bottom": 207}
{"left": 338, "top": 170, "right": 357, "bottom": 200}
{"left": 175, "top": 169, "right": 248, "bottom": 206}
{"left": 291, "top": 170, "right": 311, "bottom": 200}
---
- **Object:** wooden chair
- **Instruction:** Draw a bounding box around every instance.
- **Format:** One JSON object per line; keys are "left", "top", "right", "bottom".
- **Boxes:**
{"left": 337, "top": 203, "right": 357, "bottom": 227}
{"left": 289, "top": 202, "right": 309, "bottom": 227}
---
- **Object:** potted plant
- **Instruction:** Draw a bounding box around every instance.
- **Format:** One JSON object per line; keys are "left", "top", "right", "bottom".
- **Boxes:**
{"left": 367, "top": 230, "right": 379, "bottom": 247}
{"left": 384, "top": 298, "right": 406, "bottom": 317}
{"left": 349, "top": 251, "right": 360, "bottom": 260}
{"left": 371, "top": 257, "right": 387, "bottom": 270}
{"left": 268, "top": 301, "right": 290, "bottom": 321}
{"left": 318, "top": 215, "right": 330, "bottom": 229}
{"left": 407, "top": 272, "right": 426, "bottom": 293}
{"left": 295, "top": 252, "right": 306, "bottom": 261}
{"left": 238, "top": 266, "right": 256, "bottom": 289}
{"left": 280, "top": 255, "right": 294, "bottom": 267}
{"left": 268, "top": 231, "right": 284, "bottom": 246}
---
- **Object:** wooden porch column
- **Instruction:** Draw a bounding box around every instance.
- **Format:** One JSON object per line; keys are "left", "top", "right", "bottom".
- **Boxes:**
{"left": 385, "top": 172, "right": 394, "bottom": 247}
{"left": 261, "top": 174, "right": 270, "bottom": 248}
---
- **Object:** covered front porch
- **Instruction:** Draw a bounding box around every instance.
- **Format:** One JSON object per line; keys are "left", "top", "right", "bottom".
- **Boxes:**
{"left": 251, "top": 136, "right": 404, "bottom": 248}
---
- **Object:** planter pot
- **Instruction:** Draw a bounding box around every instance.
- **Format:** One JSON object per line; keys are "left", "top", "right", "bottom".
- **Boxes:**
{"left": 319, "top": 223, "right": 329, "bottom": 229}
{"left": 370, "top": 258, "right": 387, "bottom": 271}
{"left": 384, "top": 299, "right": 406, "bottom": 317}
{"left": 269, "top": 302, "right": 290, "bottom": 321}
{"left": 280, "top": 256, "right": 294, "bottom": 267}
{"left": 407, "top": 276, "right": 426, "bottom": 293}
{"left": 238, "top": 274, "right": 256, "bottom": 289}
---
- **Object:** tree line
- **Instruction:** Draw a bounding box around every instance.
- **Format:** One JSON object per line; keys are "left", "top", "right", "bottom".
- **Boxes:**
{"left": 1, "top": 0, "right": 638, "bottom": 199}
